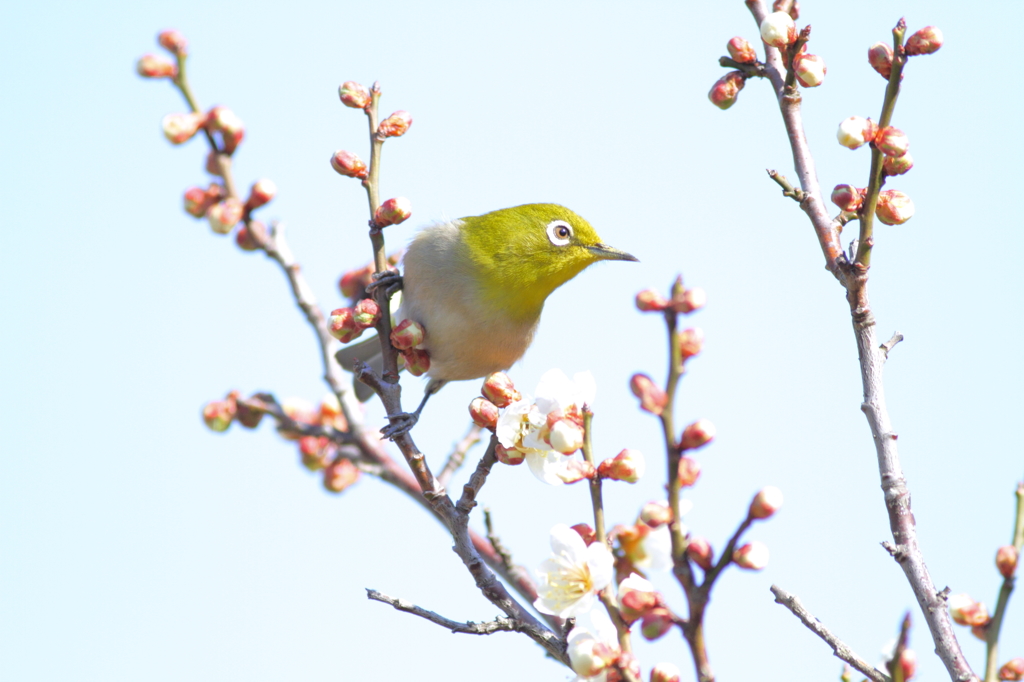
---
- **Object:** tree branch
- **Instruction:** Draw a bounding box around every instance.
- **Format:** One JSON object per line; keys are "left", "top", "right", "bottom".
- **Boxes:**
{"left": 366, "top": 589, "right": 525, "bottom": 635}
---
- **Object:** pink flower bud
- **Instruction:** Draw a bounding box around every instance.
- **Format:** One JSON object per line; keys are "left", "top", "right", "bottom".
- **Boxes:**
{"left": 161, "top": 112, "right": 204, "bottom": 144}
{"left": 157, "top": 29, "right": 188, "bottom": 56}
{"left": 727, "top": 37, "right": 757, "bottom": 63}
{"left": 876, "top": 190, "right": 915, "bottom": 225}
{"left": 298, "top": 436, "right": 329, "bottom": 470}
{"left": 555, "top": 459, "right": 595, "bottom": 484}
{"left": 598, "top": 449, "right": 645, "bottom": 484}
{"left": 831, "top": 184, "right": 865, "bottom": 212}
{"left": 468, "top": 397, "right": 499, "bottom": 429}
{"left": 323, "top": 458, "right": 360, "bottom": 493}
{"left": 837, "top": 116, "right": 878, "bottom": 150}
{"left": 640, "top": 607, "right": 674, "bottom": 641}
{"left": 876, "top": 127, "right": 909, "bottom": 157}
{"left": 374, "top": 197, "right": 412, "bottom": 227}
{"left": 401, "top": 348, "right": 431, "bottom": 376}
{"left": 868, "top": 42, "right": 894, "bottom": 79}
{"left": 680, "top": 419, "right": 715, "bottom": 451}
{"left": 328, "top": 308, "right": 364, "bottom": 343}
{"left": 183, "top": 184, "right": 224, "bottom": 218}
{"left": 246, "top": 179, "right": 277, "bottom": 210}
{"left": 883, "top": 152, "right": 914, "bottom": 176}
{"left": 686, "top": 536, "right": 714, "bottom": 570}
{"left": 772, "top": 0, "right": 799, "bottom": 19}
{"left": 338, "top": 81, "right": 371, "bottom": 109}
{"left": 635, "top": 288, "right": 670, "bottom": 312}
{"left": 338, "top": 265, "right": 374, "bottom": 298}
{"left": 759, "top": 11, "right": 797, "bottom": 48}
{"left": 547, "top": 419, "right": 585, "bottom": 454}
{"left": 640, "top": 501, "right": 672, "bottom": 528}
{"left": 390, "top": 319, "right": 425, "bottom": 350}
{"left": 619, "top": 575, "right": 659, "bottom": 622}
{"left": 202, "top": 398, "right": 236, "bottom": 432}
{"left": 481, "top": 372, "right": 520, "bottom": 407}
{"left": 673, "top": 287, "right": 706, "bottom": 314}
{"left": 896, "top": 649, "right": 917, "bottom": 681}
{"left": 996, "top": 545, "right": 1018, "bottom": 578}
{"left": 206, "top": 198, "right": 244, "bottom": 234}
{"left": 235, "top": 221, "right": 266, "bottom": 252}
{"left": 733, "top": 541, "right": 769, "bottom": 570}
{"left": 630, "top": 374, "right": 667, "bottom": 416}
{"left": 678, "top": 328, "right": 704, "bottom": 360}
{"left": 352, "top": 298, "right": 381, "bottom": 329}
{"left": 708, "top": 71, "right": 745, "bottom": 110}
{"left": 677, "top": 456, "right": 702, "bottom": 487}
{"left": 495, "top": 443, "right": 526, "bottom": 465}
{"left": 206, "top": 106, "right": 245, "bottom": 154}
{"left": 205, "top": 151, "right": 224, "bottom": 177}
{"left": 330, "top": 150, "right": 369, "bottom": 179}
{"left": 794, "top": 54, "right": 826, "bottom": 87}
{"left": 571, "top": 523, "right": 596, "bottom": 545}
{"left": 749, "top": 486, "right": 784, "bottom": 519}
{"left": 905, "top": 26, "right": 943, "bottom": 56}
{"left": 948, "top": 593, "right": 990, "bottom": 626}
{"left": 377, "top": 110, "right": 413, "bottom": 138}
{"left": 137, "top": 54, "right": 177, "bottom": 79}
{"left": 650, "top": 662, "right": 682, "bottom": 682}
{"left": 999, "top": 658, "right": 1024, "bottom": 681}
{"left": 568, "top": 635, "right": 619, "bottom": 679}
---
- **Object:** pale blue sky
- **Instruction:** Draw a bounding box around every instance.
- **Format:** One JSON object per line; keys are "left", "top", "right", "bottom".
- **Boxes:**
{"left": 2, "top": 1, "right": 1021, "bottom": 681}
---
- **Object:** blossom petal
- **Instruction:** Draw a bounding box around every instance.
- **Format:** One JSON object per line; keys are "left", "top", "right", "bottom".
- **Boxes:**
{"left": 526, "top": 449, "right": 572, "bottom": 486}
{"left": 585, "top": 542, "right": 614, "bottom": 590}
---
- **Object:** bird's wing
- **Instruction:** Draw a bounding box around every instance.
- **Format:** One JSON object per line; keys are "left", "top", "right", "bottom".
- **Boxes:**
{"left": 335, "top": 335, "right": 384, "bottom": 402}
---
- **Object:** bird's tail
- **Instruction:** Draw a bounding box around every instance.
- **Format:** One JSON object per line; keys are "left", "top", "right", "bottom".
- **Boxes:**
{"left": 335, "top": 335, "right": 385, "bottom": 402}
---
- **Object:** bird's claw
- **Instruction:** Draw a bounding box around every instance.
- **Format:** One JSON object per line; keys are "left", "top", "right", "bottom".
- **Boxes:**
{"left": 366, "top": 270, "right": 403, "bottom": 299}
{"left": 381, "top": 411, "right": 419, "bottom": 440}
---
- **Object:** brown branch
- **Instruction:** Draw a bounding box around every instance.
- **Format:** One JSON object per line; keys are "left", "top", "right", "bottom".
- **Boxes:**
{"left": 439, "top": 423, "right": 484, "bottom": 487}
{"left": 770, "top": 585, "right": 891, "bottom": 682}
{"left": 366, "top": 589, "right": 524, "bottom": 635}
{"left": 880, "top": 332, "right": 904, "bottom": 360}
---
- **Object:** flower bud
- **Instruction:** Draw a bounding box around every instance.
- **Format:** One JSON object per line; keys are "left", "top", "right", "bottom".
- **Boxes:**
{"left": 876, "top": 127, "right": 909, "bottom": 157}
{"left": 374, "top": 197, "right": 412, "bottom": 227}
{"left": 352, "top": 298, "right": 381, "bottom": 329}
{"left": 245, "top": 179, "right": 277, "bottom": 210}
{"left": 157, "top": 29, "right": 188, "bottom": 56}
{"left": 831, "top": 184, "right": 865, "bottom": 212}
{"left": 298, "top": 436, "right": 329, "bottom": 470}
{"left": 678, "top": 327, "right": 704, "bottom": 360}
{"left": 390, "top": 318, "right": 425, "bottom": 350}
{"left": 727, "top": 37, "right": 757, "bottom": 63}
{"left": 733, "top": 541, "right": 769, "bottom": 570}
{"left": 481, "top": 372, "right": 520, "bottom": 407}
{"left": 161, "top": 112, "right": 204, "bottom": 144}
{"left": 883, "top": 152, "right": 914, "bottom": 176}
{"left": 137, "top": 54, "right": 177, "bottom": 79}
{"left": 571, "top": 523, "right": 596, "bottom": 545}
{"left": 677, "top": 456, "right": 702, "bottom": 487}
{"left": 794, "top": 54, "right": 826, "bottom": 88}
{"left": 495, "top": 443, "right": 526, "bottom": 465}
{"left": 996, "top": 545, "right": 1018, "bottom": 578}
{"left": 895, "top": 649, "right": 917, "bottom": 681}
{"left": 708, "top": 71, "right": 745, "bottom": 110}
{"left": 206, "top": 106, "right": 245, "bottom": 154}
{"left": 328, "top": 308, "right": 363, "bottom": 343}
{"left": 905, "top": 26, "right": 943, "bottom": 56}
{"left": 759, "top": 11, "right": 797, "bottom": 48}
{"left": 680, "top": 419, "right": 715, "bottom": 451}
{"left": 555, "top": 459, "right": 595, "bottom": 484}
{"left": 999, "top": 658, "right": 1024, "bottom": 681}
{"left": 772, "top": 0, "right": 799, "bottom": 19}
{"left": 183, "top": 184, "right": 224, "bottom": 218}
{"left": 630, "top": 374, "right": 667, "bottom": 416}
{"left": 868, "top": 42, "right": 894, "bottom": 79}
{"left": 401, "top": 348, "right": 431, "bottom": 376}
{"left": 547, "top": 419, "right": 585, "bottom": 454}
{"left": 640, "top": 501, "right": 672, "bottom": 528}
{"left": 235, "top": 221, "right": 266, "bottom": 252}
{"left": 837, "top": 116, "right": 878, "bottom": 150}
{"left": 619, "top": 573, "right": 659, "bottom": 622}
{"left": 640, "top": 607, "right": 674, "bottom": 641}
{"left": 674, "top": 287, "right": 706, "bottom": 314}
{"left": 206, "top": 198, "right": 244, "bottom": 234}
{"left": 568, "top": 634, "right": 618, "bottom": 678}
{"left": 749, "top": 486, "right": 784, "bottom": 519}
{"left": 635, "top": 288, "right": 669, "bottom": 312}
{"left": 323, "top": 458, "right": 360, "bottom": 493}
{"left": 338, "top": 81, "right": 371, "bottom": 109}
{"left": 598, "top": 449, "right": 645, "bottom": 484}
{"left": 971, "top": 624, "right": 988, "bottom": 641}
{"left": 202, "top": 398, "right": 236, "bottom": 432}
{"left": 686, "top": 536, "right": 714, "bottom": 570}
{"left": 468, "top": 397, "right": 499, "bottom": 429}
{"left": 330, "top": 150, "right": 369, "bottom": 179}
{"left": 319, "top": 394, "right": 348, "bottom": 431}
{"left": 377, "top": 110, "right": 413, "bottom": 138}
{"left": 876, "top": 190, "right": 915, "bottom": 225}
{"left": 948, "top": 593, "right": 990, "bottom": 626}
{"left": 338, "top": 265, "right": 374, "bottom": 299}
{"left": 650, "top": 662, "right": 682, "bottom": 682}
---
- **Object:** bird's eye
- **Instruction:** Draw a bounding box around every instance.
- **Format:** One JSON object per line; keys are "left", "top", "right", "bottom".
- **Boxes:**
{"left": 546, "top": 220, "right": 573, "bottom": 246}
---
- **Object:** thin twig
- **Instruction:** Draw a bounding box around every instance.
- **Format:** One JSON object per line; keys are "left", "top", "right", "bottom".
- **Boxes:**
{"left": 439, "top": 424, "right": 484, "bottom": 486}
{"left": 770, "top": 585, "right": 891, "bottom": 682}
{"left": 983, "top": 482, "right": 1024, "bottom": 682}
{"left": 366, "top": 589, "right": 524, "bottom": 635}
{"left": 880, "top": 332, "right": 904, "bottom": 360}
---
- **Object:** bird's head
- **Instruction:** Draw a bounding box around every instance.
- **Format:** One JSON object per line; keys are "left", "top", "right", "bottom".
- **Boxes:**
{"left": 461, "top": 203, "right": 638, "bottom": 320}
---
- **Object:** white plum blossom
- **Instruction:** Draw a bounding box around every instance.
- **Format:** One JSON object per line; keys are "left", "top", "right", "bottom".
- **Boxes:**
{"left": 567, "top": 607, "right": 620, "bottom": 681}
{"left": 534, "top": 524, "right": 614, "bottom": 618}
{"left": 634, "top": 524, "right": 673, "bottom": 571}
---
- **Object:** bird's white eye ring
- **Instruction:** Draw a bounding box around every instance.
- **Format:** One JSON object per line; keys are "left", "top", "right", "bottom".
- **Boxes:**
{"left": 546, "top": 220, "right": 573, "bottom": 246}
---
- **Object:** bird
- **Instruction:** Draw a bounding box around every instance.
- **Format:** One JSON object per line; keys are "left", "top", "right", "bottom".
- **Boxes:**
{"left": 337, "top": 203, "right": 637, "bottom": 436}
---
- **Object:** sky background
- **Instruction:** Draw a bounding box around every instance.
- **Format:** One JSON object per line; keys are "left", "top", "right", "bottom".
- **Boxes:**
{"left": 2, "top": 1, "right": 1022, "bottom": 681}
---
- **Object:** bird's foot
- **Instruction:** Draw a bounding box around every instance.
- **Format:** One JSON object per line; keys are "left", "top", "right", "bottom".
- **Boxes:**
{"left": 380, "top": 411, "right": 419, "bottom": 440}
{"left": 366, "top": 270, "right": 403, "bottom": 299}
